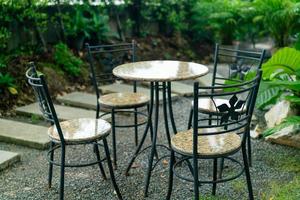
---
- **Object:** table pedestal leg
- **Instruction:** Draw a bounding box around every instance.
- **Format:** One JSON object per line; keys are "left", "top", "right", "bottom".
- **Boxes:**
{"left": 125, "top": 81, "right": 177, "bottom": 197}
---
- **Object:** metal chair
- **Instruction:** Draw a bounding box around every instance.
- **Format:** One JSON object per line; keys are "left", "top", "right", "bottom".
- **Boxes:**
{"left": 86, "top": 41, "right": 150, "bottom": 168}
{"left": 26, "top": 63, "right": 123, "bottom": 200}
{"left": 167, "top": 71, "right": 262, "bottom": 200}
{"left": 187, "top": 44, "right": 266, "bottom": 166}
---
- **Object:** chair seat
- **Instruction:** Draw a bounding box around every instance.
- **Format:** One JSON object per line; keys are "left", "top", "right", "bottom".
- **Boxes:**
{"left": 171, "top": 128, "right": 241, "bottom": 157}
{"left": 99, "top": 92, "right": 149, "bottom": 108}
{"left": 192, "top": 98, "right": 245, "bottom": 114}
{"left": 48, "top": 118, "right": 111, "bottom": 143}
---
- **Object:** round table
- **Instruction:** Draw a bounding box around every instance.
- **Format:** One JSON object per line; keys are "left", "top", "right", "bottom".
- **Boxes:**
{"left": 113, "top": 60, "right": 209, "bottom": 197}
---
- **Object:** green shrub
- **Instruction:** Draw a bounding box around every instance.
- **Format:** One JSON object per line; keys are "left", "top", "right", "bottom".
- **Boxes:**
{"left": 63, "top": 4, "right": 110, "bottom": 50}
{"left": 54, "top": 43, "right": 82, "bottom": 76}
{"left": 190, "top": 0, "right": 246, "bottom": 44}
{"left": 0, "top": 72, "right": 17, "bottom": 95}
{"left": 255, "top": 47, "right": 300, "bottom": 136}
{"left": 253, "top": 0, "right": 300, "bottom": 47}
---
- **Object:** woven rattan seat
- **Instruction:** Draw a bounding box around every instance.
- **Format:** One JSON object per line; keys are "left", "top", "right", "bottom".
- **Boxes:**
{"left": 48, "top": 118, "right": 111, "bottom": 143}
{"left": 171, "top": 128, "right": 241, "bottom": 157}
{"left": 99, "top": 92, "right": 149, "bottom": 108}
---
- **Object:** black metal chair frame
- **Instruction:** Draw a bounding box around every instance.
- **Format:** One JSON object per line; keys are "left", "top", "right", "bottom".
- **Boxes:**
{"left": 86, "top": 41, "right": 150, "bottom": 169}
{"left": 167, "top": 71, "right": 263, "bottom": 200}
{"left": 187, "top": 44, "right": 266, "bottom": 166}
{"left": 26, "top": 63, "right": 123, "bottom": 200}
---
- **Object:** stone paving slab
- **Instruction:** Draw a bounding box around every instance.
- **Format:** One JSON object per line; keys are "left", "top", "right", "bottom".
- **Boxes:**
{"left": 0, "top": 150, "right": 20, "bottom": 171}
{"left": 16, "top": 103, "right": 108, "bottom": 121}
{"left": 196, "top": 65, "right": 225, "bottom": 86}
{"left": 169, "top": 82, "right": 194, "bottom": 96}
{"left": 57, "top": 92, "right": 143, "bottom": 113}
{"left": 0, "top": 119, "right": 50, "bottom": 149}
{"left": 100, "top": 83, "right": 178, "bottom": 100}
{"left": 57, "top": 92, "right": 96, "bottom": 110}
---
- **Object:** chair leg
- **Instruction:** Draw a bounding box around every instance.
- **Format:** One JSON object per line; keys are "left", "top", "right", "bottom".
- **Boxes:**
{"left": 187, "top": 108, "right": 193, "bottom": 129}
{"left": 103, "top": 138, "right": 123, "bottom": 200}
{"left": 242, "top": 145, "right": 254, "bottom": 200}
{"left": 48, "top": 141, "right": 55, "bottom": 188}
{"left": 111, "top": 109, "right": 117, "bottom": 169}
{"left": 212, "top": 158, "right": 217, "bottom": 195}
{"left": 166, "top": 150, "right": 175, "bottom": 200}
{"left": 94, "top": 143, "right": 107, "bottom": 180}
{"left": 193, "top": 156, "right": 200, "bottom": 200}
{"left": 59, "top": 146, "right": 66, "bottom": 200}
{"left": 247, "top": 130, "right": 252, "bottom": 167}
{"left": 134, "top": 107, "right": 138, "bottom": 146}
{"left": 218, "top": 158, "right": 225, "bottom": 179}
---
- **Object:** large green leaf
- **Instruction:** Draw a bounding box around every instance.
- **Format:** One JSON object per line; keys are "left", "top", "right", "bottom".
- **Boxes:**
{"left": 268, "top": 80, "right": 300, "bottom": 92}
{"left": 256, "top": 83, "right": 283, "bottom": 110}
{"left": 263, "top": 116, "right": 300, "bottom": 137}
{"left": 262, "top": 47, "right": 300, "bottom": 80}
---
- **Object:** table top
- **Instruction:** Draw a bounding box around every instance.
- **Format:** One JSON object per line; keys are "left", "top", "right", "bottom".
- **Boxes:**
{"left": 113, "top": 60, "right": 209, "bottom": 81}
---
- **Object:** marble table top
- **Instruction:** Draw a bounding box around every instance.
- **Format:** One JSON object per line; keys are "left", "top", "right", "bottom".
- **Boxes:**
{"left": 113, "top": 60, "right": 209, "bottom": 81}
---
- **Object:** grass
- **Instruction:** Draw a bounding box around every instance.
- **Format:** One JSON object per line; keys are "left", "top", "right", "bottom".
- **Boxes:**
{"left": 262, "top": 151, "right": 300, "bottom": 173}
{"left": 231, "top": 179, "right": 245, "bottom": 193}
{"left": 30, "top": 114, "right": 42, "bottom": 124}
{"left": 260, "top": 147, "right": 300, "bottom": 199}
{"left": 261, "top": 177, "right": 300, "bottom": 200}
{"left": 201, "top": 195, "right": 227, "bottom": 200}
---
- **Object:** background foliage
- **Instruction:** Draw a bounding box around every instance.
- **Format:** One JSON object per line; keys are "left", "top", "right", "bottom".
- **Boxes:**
{"left": 1, "top": 0, "right": 300, "bottom": 115}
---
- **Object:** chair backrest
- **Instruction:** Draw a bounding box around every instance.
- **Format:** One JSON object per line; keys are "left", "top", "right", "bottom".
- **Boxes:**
{"left": 192, "top": 70, "right": 262, "bottom": 155}
{"left": 26, "top": 62, "right": 65, "bottom": 143}
{"left": 85, "top": 41, "right": 137, "bottom": 101}
{"left": 211, "top": 44, "right": 266, "bottom": 87}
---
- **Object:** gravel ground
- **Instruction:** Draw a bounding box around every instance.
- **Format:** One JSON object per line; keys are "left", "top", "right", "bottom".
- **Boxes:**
{"left": 0, "top": 97, "right": 299, "bottom": 200}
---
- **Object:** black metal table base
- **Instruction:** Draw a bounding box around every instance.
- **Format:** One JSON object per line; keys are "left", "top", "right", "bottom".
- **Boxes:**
{"left": 125, "top": 81, "right": 177, "bottom": 197}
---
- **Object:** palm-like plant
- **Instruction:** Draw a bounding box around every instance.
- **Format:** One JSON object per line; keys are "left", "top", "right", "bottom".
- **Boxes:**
{"left": 253, "top": 0, "right": 300, "bottom": 47}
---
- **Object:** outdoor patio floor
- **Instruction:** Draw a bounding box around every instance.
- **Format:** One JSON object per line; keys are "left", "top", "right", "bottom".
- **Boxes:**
{"left": 0, "top": 97, "right": 299, "bottom": 200}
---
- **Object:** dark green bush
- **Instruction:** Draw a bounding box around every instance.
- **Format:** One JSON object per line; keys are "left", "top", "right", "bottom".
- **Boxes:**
{"left": 54, "top": 43, "right": 82, "bottom": 76}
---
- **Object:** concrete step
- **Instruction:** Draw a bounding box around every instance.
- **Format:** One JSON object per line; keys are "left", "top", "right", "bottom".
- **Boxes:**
{"left": 16, "top": 103, "right": 108, "bottom": 121}
{"left": 57, "top": 92, "right": 96, "bottom": 110}
{"left": 100, "top": 83, "right": 178, "bottom": 100}
{"left": 0, "top": 119, "right": 50, "bottom": 149}
{"left": 0, "top": 150, "right": 20, "bottom": 171}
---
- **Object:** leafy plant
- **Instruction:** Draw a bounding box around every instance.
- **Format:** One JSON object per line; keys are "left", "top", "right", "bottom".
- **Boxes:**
{"left": 257, "top": 47, "right": 300, "bottom": 110}
{"left": 54, "top": 43, "right": 83, "bottom": 76}
{"left": 142, "top": 0, "right": 189, "bottom": 34}
{"left": 253, "top": 0, "right": 300, "bottom": 47}
{"left": 190, "top": 0, "right": 246, "bottom": 44}
{"left": 0, "top": 27, "right": 11, "bottom": 50}
{"left": 256, "top": 47, "right": 300, "bottom": 136}
{"left": 0, "top": 72, "right": 17, "bottom": 95}
{"left": 64, "top": 4, "right": 110, "bottom": 50}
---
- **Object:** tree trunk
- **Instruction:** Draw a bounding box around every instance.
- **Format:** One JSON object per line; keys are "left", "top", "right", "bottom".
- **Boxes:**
{"left": 129, "top": 0, "right": 141, "bottom": 37}
{"left": 55, "top": 0, "right": 66, "bottom": 42}
{"left": 27, "top": 0, "right": 47, "bottom": 53}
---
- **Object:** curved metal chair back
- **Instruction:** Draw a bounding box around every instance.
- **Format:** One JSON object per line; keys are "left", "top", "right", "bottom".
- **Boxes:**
{"left": 26, "top": 63, "right": 65, "bottom": 143}
{"left": 192, "top": 70, "right": 262, "bottom": 155}
{"left": 85, "top": 41, "right": 137, "bottom": 102}
{"left": 211, "top": 44, "right": 265, "bottom": 87}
